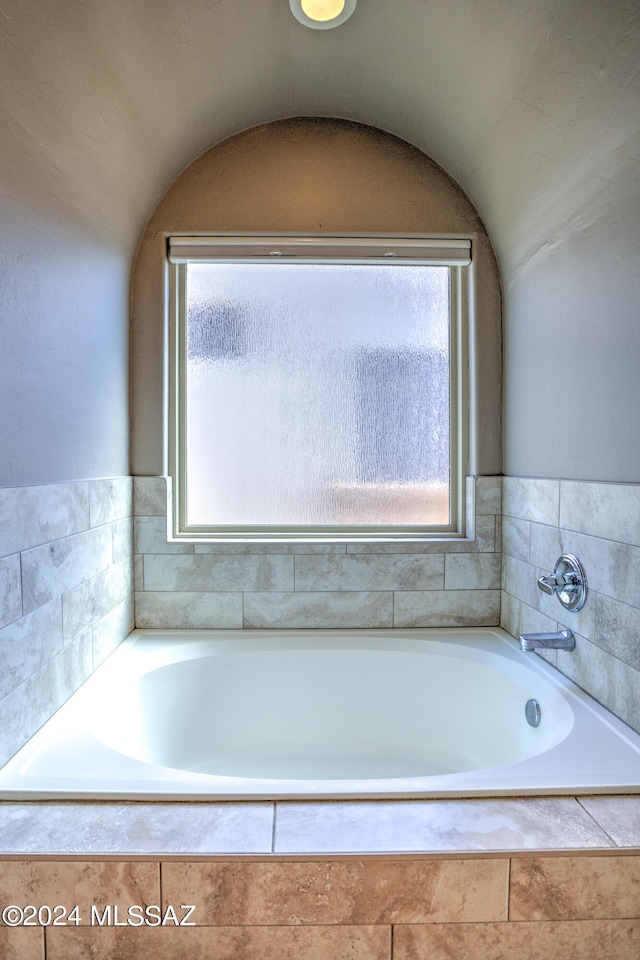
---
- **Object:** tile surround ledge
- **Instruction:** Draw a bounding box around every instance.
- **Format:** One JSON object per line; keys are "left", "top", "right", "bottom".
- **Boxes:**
{"left": 0, "top": 797, "right": 639, "bottom": 858}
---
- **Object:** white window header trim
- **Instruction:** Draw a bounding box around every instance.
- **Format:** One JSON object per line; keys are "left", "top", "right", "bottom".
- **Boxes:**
{"left": 168, "top": 235, "right": 471, "bottom": 266}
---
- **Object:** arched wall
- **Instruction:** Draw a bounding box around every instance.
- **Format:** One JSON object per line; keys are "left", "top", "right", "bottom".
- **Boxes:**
{"left": 130, "top": 117, "right": 502, "bottom": 479}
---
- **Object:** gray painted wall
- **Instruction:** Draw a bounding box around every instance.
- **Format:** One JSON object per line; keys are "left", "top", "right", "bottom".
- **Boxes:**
{"left": 503, "top": 152, "right": 640, "bottom": 480}
{"left": 0, "top": 203, "right": 130, "bottom": 485}
{"left": 0, "top": 0, "right": 138, "bottom": 485}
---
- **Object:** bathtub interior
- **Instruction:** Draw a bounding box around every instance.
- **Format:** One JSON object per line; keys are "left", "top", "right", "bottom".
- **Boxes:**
{"left": 92, "top": 636, "right": 574, "bottom": 780}
{"left": 1, "top": 627, "right": 640, "bottom": 800}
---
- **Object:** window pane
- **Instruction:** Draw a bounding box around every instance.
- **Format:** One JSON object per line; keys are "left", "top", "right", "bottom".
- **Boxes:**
{"left": 184, "top": 262, "right": 450, "bottom": 527}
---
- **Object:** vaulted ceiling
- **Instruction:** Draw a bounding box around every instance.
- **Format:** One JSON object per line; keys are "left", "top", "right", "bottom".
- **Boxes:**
{"left": 3, "top": 0, "right": 638, "bottom": 272}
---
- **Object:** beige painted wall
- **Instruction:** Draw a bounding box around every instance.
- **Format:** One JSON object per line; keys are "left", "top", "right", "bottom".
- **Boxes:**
{"left": 131, "top": 118, "right": 502, "bottom": 480}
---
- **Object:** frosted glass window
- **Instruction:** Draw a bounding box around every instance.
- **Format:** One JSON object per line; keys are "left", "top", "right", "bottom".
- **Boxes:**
{"left": 169, "top": 239, "right": 468, "bottom": 540}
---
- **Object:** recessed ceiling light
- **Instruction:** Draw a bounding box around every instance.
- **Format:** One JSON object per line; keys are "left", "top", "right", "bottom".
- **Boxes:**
{"left": 289, "top": 0, "right": 357, "bottom": 30}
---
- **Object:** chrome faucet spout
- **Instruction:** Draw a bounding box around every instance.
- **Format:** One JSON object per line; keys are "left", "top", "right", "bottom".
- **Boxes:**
{"left": 519, "top": 629, "right": 575, "bottom": 652}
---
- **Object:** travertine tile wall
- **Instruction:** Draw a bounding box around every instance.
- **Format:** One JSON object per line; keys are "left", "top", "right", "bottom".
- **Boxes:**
{"left": 133, "top": 476, "right": 502, "bottom": 630}
{"left": 0, "top": 479, "right": 134, "bottom": 768}
{"left": 1, "top": 846, "right": 639, "bottom": 958}
{"left": 501, "top": 477, "right": 640, "bottom": 734}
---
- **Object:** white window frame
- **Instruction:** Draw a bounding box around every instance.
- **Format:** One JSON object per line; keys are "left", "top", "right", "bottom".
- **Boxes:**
{"left": 167, "top": 234, "right": 470, "bottom": 542}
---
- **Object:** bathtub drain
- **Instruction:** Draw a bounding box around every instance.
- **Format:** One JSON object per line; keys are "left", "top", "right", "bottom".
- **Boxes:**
{"left": 525, "top": 698, "right": 541, "bottom": 727}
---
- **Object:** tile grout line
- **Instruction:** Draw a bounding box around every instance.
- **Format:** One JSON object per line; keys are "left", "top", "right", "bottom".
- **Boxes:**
{"left": 271, "top": 804, "right": 278, "bottom": 854}
{"left": 19, "top": 549, "right": 26, "bottom": 620}
{"left": 575, "top": 798, "right": 620, "bottom": 848}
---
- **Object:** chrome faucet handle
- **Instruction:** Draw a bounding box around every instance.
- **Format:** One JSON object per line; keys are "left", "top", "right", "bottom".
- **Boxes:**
{"left": 538, "top": 571, "right": 581, "bottom": 595}
{"left": 537, "top": 574, "right": 558, "bottom": 595}
{"left": 537, "top": 555, "right": 587, "bottom": 612}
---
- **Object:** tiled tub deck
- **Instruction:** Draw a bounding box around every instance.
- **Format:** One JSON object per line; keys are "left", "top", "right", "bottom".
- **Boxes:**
{"left": 0, "top": 796, "right": 639, "bottom": 959}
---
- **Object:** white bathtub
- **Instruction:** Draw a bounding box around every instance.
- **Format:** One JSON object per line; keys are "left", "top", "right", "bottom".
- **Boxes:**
{"left": 1, "top": 627, "right": 639, "bottom": 800}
